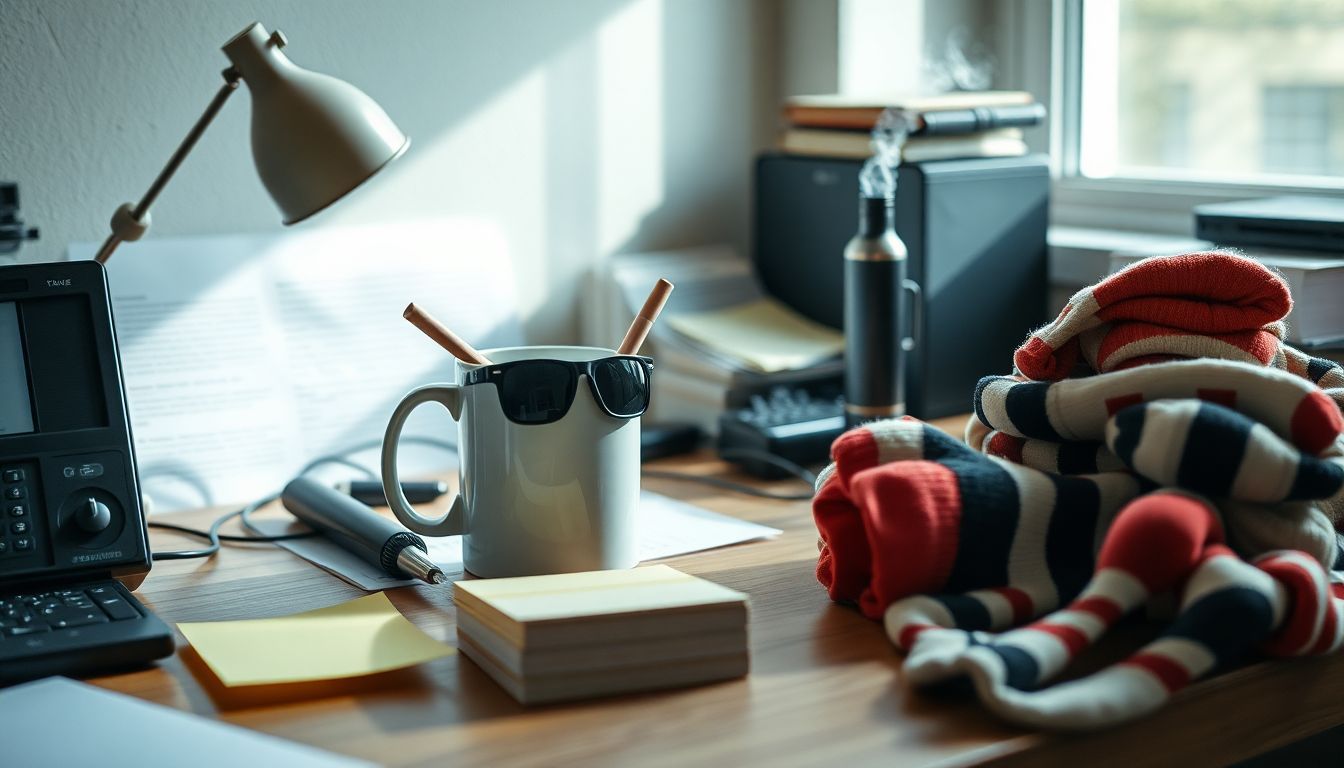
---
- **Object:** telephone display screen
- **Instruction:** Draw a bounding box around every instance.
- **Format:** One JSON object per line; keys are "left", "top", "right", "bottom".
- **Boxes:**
{"left": 0, "top": 301, "right": 36, "bottom": 435}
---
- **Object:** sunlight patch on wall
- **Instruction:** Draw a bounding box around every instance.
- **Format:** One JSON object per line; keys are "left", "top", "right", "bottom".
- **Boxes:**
{"left": 595, "top": 0, "right": 665, "bottom": 256}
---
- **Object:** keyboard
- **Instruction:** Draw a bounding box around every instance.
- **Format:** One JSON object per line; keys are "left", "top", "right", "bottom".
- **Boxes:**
{"left": 717, "top": 387, "right": 846, "bottom": 478}
{"left": 0, "top": 579, "right": 174, "bottom": 684}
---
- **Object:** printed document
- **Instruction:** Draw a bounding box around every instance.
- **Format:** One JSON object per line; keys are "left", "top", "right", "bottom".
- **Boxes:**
{"left": 70, "top": 220, "right": 522, "bottom": 512}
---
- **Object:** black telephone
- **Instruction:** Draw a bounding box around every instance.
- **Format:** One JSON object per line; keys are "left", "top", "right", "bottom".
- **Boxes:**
{"left": 0, "top": 260, "right": 172, "bottom": 683}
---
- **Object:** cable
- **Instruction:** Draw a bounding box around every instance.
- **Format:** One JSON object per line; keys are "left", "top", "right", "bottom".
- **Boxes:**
{"left": 147, "top": 437, "right": 457, "bottom": 561}
{"left": 642, "top": 447, "right": 818, "bottom": 501}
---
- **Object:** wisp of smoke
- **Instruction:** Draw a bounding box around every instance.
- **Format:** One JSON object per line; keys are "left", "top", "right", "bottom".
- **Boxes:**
{"left": 860, "top": 108, "right": 912, "bottom": 199}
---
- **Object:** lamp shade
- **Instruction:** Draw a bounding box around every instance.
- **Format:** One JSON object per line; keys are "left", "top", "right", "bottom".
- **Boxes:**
{"left": 222, "top": 23, "right": 409, "bottom": 224}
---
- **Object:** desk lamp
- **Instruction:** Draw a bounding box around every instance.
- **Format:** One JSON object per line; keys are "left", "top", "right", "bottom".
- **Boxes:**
{"left": 93, "top": 22, "right": 408, "bottom": 264}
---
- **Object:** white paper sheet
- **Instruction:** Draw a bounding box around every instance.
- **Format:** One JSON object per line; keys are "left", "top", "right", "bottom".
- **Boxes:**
{"left": 69, "top": 220, "right": 522, "bottom": 512}
{"left": 246, "top": 490, "right": 780, "bottom": 591}
{"left": 0, "top": 678, "right": 373, "bottom": 768}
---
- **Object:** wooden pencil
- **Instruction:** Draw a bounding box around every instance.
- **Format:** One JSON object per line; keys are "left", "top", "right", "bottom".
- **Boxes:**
{"left": 403, "top": 302, "right": 493, "bottom": 365}
{"left": 617, "top": 278, "right": 674, "bottom": 355}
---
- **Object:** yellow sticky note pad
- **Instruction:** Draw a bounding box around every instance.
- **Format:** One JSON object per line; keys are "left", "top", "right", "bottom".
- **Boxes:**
{"left": 177, "top": 593, "right": 453, "bottom": 687}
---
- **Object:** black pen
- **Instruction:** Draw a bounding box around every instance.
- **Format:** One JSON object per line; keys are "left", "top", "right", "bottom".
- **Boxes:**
{"left": 281, "top": 477, "right": 447, "bottom": 585}
{"left": 334, "top": 479, "right": 448, "bottom": 507}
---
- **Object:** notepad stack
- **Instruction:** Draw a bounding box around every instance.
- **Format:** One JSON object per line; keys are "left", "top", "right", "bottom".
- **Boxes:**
{"left": 453, "top": 565, "right": 750, "bottom": 704}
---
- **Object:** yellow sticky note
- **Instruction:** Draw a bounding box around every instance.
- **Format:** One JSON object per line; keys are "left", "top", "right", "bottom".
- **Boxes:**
{"left": 177, "top": 592, "right": 453, "bottom": 687}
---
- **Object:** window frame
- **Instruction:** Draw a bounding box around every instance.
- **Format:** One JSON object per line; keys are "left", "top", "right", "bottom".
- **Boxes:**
{"left": 1016, "top": 0, "right": 1344, "bottom": 235}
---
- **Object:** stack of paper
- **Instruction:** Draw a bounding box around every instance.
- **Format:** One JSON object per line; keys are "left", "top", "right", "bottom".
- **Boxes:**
{"left": 454, "top": 565, "right": 749, "bottom": 704}
{"left": 588, "top": 247, "right": 845, "bottom": 433}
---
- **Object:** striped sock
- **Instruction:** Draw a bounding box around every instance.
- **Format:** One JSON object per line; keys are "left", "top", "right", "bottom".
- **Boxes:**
{"left": 963, "top": 545, "right": 1284, "bottom": 731}
{"left": 1015, "top": 252, "right": 1291, "bottom": 381}
{"left": 967, "top": 415, "right": 1125, "bottom": 474}
{"left": 893, "top": 493, "right": 1297, "bottom": 730}
{"left": 1281, "top": 344, "right": 1344, "bottom": 395}
{"left": 893, "top": 491, "right": 1219, "bottom": 673}
{"left": 1106, "top": 399, "right": 1344, "bottom": 502}
{"left": 1256, "top": 549, "right": 1344, "bottom": 657}
{"left": 814, "top": 418, "right": 1142, "bottom": 619}
{"left": 975, "top": 358, "right": 1343, "bottom": 454}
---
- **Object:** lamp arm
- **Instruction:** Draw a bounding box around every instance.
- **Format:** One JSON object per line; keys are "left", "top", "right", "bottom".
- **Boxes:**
{"left": 94, "top": 67, "right": 243, "bottom": 265}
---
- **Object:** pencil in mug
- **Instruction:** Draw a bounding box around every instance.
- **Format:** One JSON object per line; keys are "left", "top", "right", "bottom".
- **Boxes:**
{"left": 617, "top": 278, "right": 674, "bottom": 355}
{"left": 403, "top": 302, "right": 493, "bottom": 365}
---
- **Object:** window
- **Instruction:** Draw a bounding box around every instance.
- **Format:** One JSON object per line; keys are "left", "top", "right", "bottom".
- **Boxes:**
{"left": 1262, "top": 85, "right": 1342, "bottom": 175}
{"left": 1076, "top": 0, "right": 1344, "bottom": 185}
{"left": 1031, "top": 0, "right": 1344, "bottom": 232}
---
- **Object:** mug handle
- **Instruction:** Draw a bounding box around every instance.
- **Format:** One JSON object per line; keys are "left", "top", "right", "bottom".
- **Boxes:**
{"left": 381, "top": 384, "right": 464, "bottom": 537}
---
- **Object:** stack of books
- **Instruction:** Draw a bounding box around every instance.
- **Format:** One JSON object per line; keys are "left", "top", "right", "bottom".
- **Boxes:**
{"left": 454, "top": 565, "right": 750, "bottom": 704}
{"left": 779, "top": 90, "right": 1045, "bottom": 162}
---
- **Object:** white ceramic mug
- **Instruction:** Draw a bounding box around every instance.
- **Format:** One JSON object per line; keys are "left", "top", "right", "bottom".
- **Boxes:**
{"left": 381, "top": 346, "right": 642, "bottom": 577}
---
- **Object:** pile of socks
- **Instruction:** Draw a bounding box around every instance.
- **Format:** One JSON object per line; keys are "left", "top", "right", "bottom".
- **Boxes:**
{"left": 814, "top": 251, "right": 1344, "bottom": 730}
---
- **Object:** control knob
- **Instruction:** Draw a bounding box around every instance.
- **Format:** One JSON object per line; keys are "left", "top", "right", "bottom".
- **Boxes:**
{"left": 75, "top": 497, "right": 112, "bottom": 533}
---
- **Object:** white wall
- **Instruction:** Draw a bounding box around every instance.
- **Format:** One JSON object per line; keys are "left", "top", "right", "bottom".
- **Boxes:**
{"left": 0, "top": 0, "right": 778, "bottom": 342}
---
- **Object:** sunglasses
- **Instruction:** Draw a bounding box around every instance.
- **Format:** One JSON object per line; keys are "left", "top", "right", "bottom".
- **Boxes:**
{"left": 463, "top": 355, "right": 654, "bottom": 425}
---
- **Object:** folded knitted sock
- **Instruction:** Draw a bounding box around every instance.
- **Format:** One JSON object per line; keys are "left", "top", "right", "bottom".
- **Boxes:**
{"left": 895, "top": 492, "right": 1297, "bottom": 730}
{"left": 975, "top": 359, "right": 1343, "bottom": 454}
{"left": 814, "top": 418, "right": 1142, "bottom": 619}
{"left": 893, "top": 491, "right": 1219, "bottom": 671}
{"left": 1015, "top": 252, "right": 1291, "bottom": 381}
{"left": 956, "top": 545, "right": 1283, "bottom": 730}
{"left": 967, "top": 415, "right": 1125, "bottom": 474}
{"left": 1105, "top": 399, "right": 1344, "bottom": 503}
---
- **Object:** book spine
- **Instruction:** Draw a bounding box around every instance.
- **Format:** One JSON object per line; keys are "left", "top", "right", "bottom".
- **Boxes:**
{"left": 917, "top": 103, "right": 1046, "bottom": 136}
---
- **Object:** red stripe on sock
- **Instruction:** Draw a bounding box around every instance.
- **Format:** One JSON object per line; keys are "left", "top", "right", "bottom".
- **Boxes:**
{"left": 991, "top": 586, "right": 1035, "bottom": 625}
{"left": 1098, "top": 494, "right": 1222, "bottom": 592}
{"left": 830, "top": 427, "right": 881, "bottom": 485}
{"left": 1257, "top": 556, "right": 1322, "bottom": 657}
{"left": 850, "top": 462, "right": 962, "bottom": 619}
{"left": 1035, "top": 622, "right": 1089, "bottom": 655}
{"left": 897, "top": 622, "right": 933, "bottom": 650}
{"left": 1015, "top": 335, "right": 1067, "bottom": 380}
{"left": 1105, "top": 393, "right": 1145, "bottom": 416}
{"left": 1122, "top": 652, "right": 1191, "bottom": 693}
{"left": 986, "top": 432, "right": 1024, "bottom": 464}
{"left": 1291, "top": 391, "right": 1343, "bottom": 455}
{"left": 812, "top": 477, "right": 872, "bottom": 603}
{"left": 1196, "top": 388, "right": 1237, "bottom": 409}
{"left": 1071, "top": 595, "right": 1125, "bottom": 625}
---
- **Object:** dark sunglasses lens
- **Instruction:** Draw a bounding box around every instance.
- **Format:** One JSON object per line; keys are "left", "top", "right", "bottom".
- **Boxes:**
{"left": 499, "top": 361, "right": 574, "bottom": 424}
{"left": 592, "top": 358, "right": 649, "bottom": 417}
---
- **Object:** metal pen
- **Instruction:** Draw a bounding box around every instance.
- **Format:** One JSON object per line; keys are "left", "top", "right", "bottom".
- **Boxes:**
{"left": 280, "top": 477, "right": 446, "bottom": 585}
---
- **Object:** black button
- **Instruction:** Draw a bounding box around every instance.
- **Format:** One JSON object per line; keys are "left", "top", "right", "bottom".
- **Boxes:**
{"left": 96, "top": 597, "right": 139, "bottom": 622}
{"left": 10, "top": 521, "right": 28, "bottom": 535}
{"left": 14, "top": 537, "right": 30, "bottom": 551}
{"left": 8, "top": 505, "right": 25, "bottom": 517}
{"left": 2, "top": 625, "right": 50, "bottom": 637}
{"left": 4, "top": 487, "right": 23, "bottom": 500}
{"left": 2, "top": 469, "right": 22, "bottom": 483}
{"left": 0, "top": 541, "right": 7, "bottom": 554}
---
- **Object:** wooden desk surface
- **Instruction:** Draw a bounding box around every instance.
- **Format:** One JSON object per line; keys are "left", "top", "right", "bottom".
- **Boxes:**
{"left": 92, "top": 416, "right": 1344, "bottom": 767}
